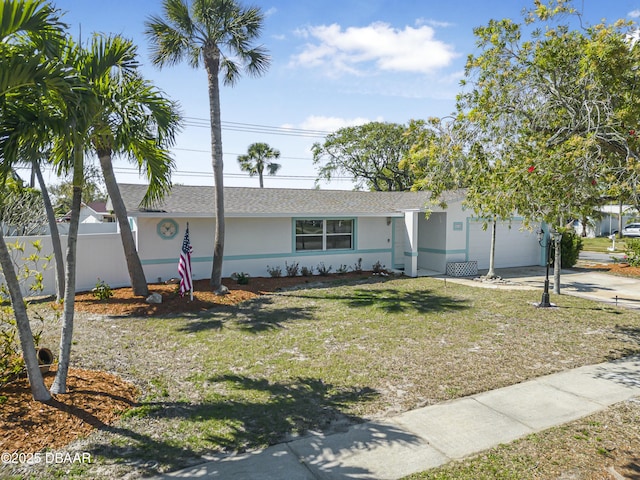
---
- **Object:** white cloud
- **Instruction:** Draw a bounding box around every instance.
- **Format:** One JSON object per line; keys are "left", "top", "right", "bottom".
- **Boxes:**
{"left": 290, "top": 21, "right": 458, "bottom": 76}
{"left": 301, "top": 115, "right": 376, "bottom": 133}
{"left": 416, "top": 18, "right": 454, "bottom": 28}
{"left": 283, "top": 115, "right": 382, "bottom": 135}
{"left": 629, "top": 9, "right": 640, "bottom": 18}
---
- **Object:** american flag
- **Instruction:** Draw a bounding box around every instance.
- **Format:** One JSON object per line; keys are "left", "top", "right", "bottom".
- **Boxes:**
{"left": 178, "top": 223, "right": 193, "bottom": 298}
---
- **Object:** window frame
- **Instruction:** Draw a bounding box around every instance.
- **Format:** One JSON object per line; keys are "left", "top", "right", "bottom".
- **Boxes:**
{"left": 294, "top": 218, "right": 355, "bottom": 252}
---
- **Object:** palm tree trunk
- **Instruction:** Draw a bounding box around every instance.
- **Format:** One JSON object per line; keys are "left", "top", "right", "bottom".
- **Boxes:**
{"left": 98, "top": 150, "right": 149, "bottom": 296}
{"left": 205, "top": 51, "right": 228, "bottom": 295}
{"left": 0, "top": 228, "right": 50, "bottom": 401}
{"left": 486, "top": 218, "right": 497, "bottom": 279}
{"left": 33, "top": 161, "right": 65, "bottom": 301}
{"left": 50, "top": 148, "right": 83, "bottom": 394}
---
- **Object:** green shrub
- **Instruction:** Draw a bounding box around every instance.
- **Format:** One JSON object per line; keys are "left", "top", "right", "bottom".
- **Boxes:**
{"left": 317, "top": 262, "right": 332, "bottom": 276}
{"left": 559, "top": 229, "right": 583, "bottom": 268}
{"left": 624, "top": 238, "right": 640, "bottom": 266}
{"left": 300, "top": 266, "right": 314, "bottom": 277}
{"left": 266, "top": 265, "right": 282, "bottom": 278}
{"left": 92, "top": 278, "right": 113, "bottom": 301}
{"left": 372, "top": 261, "right": 387, "bottom": 274}
{"left": 336, "top": 264, "right": 349, "bottom": 274}
{"left": 551, "top": 229, "right": 583, "bottom": 268}
{"left": 231, "top": 272, "right": 250, "bottom": 285}
{"left": 352, "top": 258, "right": 363, "bottom": 274}
{"left": 285, "top": 261, "right": 300, "bottom": 277}
{"left": 0, "top": 241, "right": 52, "bottom": 387}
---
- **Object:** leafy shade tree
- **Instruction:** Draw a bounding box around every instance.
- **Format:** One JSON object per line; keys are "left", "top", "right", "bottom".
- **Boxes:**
{"left": 49, "top": 164, "right": 106, "bottom": 215}
{"left": 403, "top": 117, "right": 517, "bottom": 279}
{"left": 0, "top": 0, "right": 70, "bottom": 401}
{"left": 146, "top": 0, "right": 270, "bottom": 294}
{"left": 457, "top": 0, "right": 640, "bottom": 293}
{"left": 237, "top": 142, "right": 280, "bottom": 188}
{"left": 402, "top": 117, "right": 469, "bottom": 204}
{"left": 313, "top": 122, "right": 418, "bottom": 191}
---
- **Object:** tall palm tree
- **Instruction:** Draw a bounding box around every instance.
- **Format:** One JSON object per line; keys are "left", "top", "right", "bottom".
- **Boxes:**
{"left": 145, "top": 0, "right": 270, "bottom": 294}
{"left": 0, "top": 0, "right": 69, "bottom": 402}
{"left": 90, "top": 39, "right": 181, "bottom": 297}
{"left": 50, "top": 35, "right": 139, "bottom": 395}
{"left": 237, "top": 142, "right": 281, "bottom": 188}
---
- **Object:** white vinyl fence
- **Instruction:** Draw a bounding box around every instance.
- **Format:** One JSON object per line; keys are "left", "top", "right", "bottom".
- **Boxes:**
{"left": 0, "top": 232, "right": 128, "bottom": 298}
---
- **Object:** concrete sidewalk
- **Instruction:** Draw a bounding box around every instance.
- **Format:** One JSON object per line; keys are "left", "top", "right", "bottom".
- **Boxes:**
{"left": 156, "top": 356, "right": 640, "bottom": 479}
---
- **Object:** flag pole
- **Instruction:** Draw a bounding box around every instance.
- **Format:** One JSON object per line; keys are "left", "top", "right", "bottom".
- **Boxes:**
{"left": 179, "top": 221, "right": 194, "bottom": 301}
{"left": 188, "top": 222, "right": 193, "bottom": 301}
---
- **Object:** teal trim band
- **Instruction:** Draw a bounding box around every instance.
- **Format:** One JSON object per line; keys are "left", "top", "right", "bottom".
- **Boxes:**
{"left": 141, "top": 255, "right": 211, "bottom": 265}
{"left": 404, "top": 251, "right": 419, "bottom": 257}
{"left": 141, "top": 247, "right": 392, "bottom": 266}
{"left": 356, "top": 248, "right": 391, "bottom": 255}
{"left": 391, "top": 217, "right": 396, "bottom": 265}
{"left": 468, "top": 216, "right": 525, "bottom": 222}
{"left": 465, "top": 217, "right": 471, "bottom": 261}
{"left": 418, "top": 247, "right": 466, "bottom": 255}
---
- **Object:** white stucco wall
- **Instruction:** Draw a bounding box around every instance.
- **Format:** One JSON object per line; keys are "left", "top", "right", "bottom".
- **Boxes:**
{"left": 0, "top": 233, "right": 127, "bottom": 297}
{"left": 417, "top": 212, "right": 448, "bottom": 272}
{"left": 137, "top": 215, "right": 397, "bottom": 282}
{"left": 1, "top": 209, "right": 545, "bottom": 298}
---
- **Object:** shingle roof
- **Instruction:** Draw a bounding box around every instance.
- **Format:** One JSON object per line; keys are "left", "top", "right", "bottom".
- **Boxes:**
{"left": 115, "top": 183, "right": 458, "bottom": 218}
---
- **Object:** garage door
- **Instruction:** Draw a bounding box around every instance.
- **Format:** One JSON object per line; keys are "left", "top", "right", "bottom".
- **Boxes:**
{"left": 467, "top": 219, "right": 540, "bottom": 270}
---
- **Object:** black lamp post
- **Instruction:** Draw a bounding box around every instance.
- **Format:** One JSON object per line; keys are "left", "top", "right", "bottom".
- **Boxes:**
{"left": 536, "top": 228, "right": 558, "bottom": 308}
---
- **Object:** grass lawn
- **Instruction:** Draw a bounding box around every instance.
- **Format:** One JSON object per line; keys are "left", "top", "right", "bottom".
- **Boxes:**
{"left": 22, "top": 275, "right": 640, "bottom": 478}
{"left": 581, "top": 236, "right": 627, "bottom": 253}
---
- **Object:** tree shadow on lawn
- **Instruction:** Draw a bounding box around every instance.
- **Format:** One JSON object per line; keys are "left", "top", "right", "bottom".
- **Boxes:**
{"left": 290, "top": 286, "right": 471, "bottom": 315}
{"left": 79, "top": 375, "right": 387, "bottom": 477}
{"left": 175, "top": 296, "right": 320, "bottom": 334}
{"left": 609, "top": 326, "right": 640, "bottom": 359}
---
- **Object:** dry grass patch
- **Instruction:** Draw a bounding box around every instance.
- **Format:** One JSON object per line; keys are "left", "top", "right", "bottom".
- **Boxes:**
{"left": 3, "top": 275, "right": 640, "bottom": 478}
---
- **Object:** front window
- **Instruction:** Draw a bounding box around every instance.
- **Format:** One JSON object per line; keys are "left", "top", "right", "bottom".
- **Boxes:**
{"left": 295, "top": 219, "right": 353, "bottom": 251}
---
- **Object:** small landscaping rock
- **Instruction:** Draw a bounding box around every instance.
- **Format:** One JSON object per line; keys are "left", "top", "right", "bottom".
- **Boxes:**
{"left": 146, "top": 292, "right": 163, "bottom": 304}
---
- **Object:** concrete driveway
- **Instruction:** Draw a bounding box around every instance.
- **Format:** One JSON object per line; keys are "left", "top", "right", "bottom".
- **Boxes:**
{"left": 439, "top": 256, "right": 640, "bottom": 310}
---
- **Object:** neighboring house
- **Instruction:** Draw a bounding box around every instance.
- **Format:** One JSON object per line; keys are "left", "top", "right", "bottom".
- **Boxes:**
{"left": 59, "top": 201, "right": 115, "bottom": 224}
{"left": 113, "top": 183, "right": 543, "bottom": 282}
{"left": 56, "top": 201, "right": 117, "bottom": 235}
{"left": 83, "top": 201, "right": 115, "bottom": 223}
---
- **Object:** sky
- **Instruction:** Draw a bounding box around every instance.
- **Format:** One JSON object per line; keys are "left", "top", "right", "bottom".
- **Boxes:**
{"left": 33, "top": 0, "right": 640, "bottom": 191}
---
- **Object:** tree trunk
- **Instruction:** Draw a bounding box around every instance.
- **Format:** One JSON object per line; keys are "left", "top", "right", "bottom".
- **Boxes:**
{"left": 204, "top": 50, "right": 228, "bottom": 295}
{"left": 0, "top": 229, "right": 50, "bottom": 401}
{"left": 98, "top": 150, "right": 149, "bottom": 296}
{"left": 618, "top": 198, "right": 623, "bottom": 239}
{"left": 553, "top": 233, "right": 562, "bottom": 295}
{"left": 50, "top": 148, "right": 83, "bottom": 394}
{"left": 34, "top": 161, "right": 65, "bottom": 301}
{"left": 485, "top": 218, "right": 497, "bottom": 279}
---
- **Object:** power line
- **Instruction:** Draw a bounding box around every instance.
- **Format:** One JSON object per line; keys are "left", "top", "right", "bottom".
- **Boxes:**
{"left": 183, "top": 117, "right": 331, "bottom": 138}
{"left": 109, "top": 165, "right": 353, "bottom": 181}
{"left": 174, "top": 146, "right": 314, "bottom": 162}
